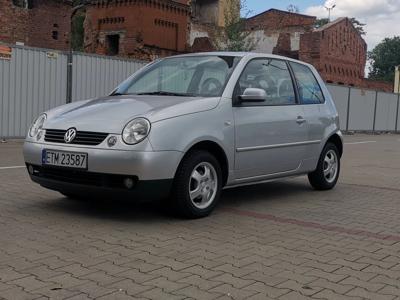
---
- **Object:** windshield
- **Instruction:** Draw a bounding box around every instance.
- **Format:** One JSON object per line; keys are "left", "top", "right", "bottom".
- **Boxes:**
{"left": 113, "top": 55, "right": 241, "bottom": 98}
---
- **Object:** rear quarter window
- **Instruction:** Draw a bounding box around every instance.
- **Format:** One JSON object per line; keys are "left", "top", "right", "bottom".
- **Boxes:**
{"left": 290, "top": 62, "right": 325, "bottom": 104}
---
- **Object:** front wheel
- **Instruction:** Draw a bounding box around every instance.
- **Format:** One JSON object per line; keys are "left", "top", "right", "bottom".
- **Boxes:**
{"left": 170, "top": 150, "right": 222, "bottom": 219}
{"left": 308, "top": 142, "right": 340, "bottom": 190}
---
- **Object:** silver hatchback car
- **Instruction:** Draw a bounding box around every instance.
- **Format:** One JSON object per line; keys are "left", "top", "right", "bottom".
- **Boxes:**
{"left": 24, "top": 52, "right": 343, "bottom": 218}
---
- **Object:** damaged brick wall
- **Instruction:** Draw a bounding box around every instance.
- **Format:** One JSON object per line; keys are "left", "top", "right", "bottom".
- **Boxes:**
{"left": 272, "top": 33, "right": 299, "bottom": 59}
{"left": 245, "top": 9, "right": 316, "bottom": 56}
{"left": 0, "top": 0, "right": 71, "bottom": 51}
{"left": 188, "top": 0, "right": 233, "bottom": 51}
{"left": 246, "top": 9, "right": 315, "bottom": 31}
{"left": 0, "top": 0, "right": 28, "bottom": 44}
{"left": 362, "top": 79, "right": 393, "bottom": 93}
{"left": 300, "top": 18, "right": 367, "bottom": 87}
{"left": 84, "top": 0, "right": 190, "bottom": 61}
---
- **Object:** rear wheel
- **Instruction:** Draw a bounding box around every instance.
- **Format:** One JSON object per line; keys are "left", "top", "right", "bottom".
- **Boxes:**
{"left": 170, "top": 150, "right": 222, "bottom": 218}
{"left": 308, "top": 142, "right": 340, "bottom": 190}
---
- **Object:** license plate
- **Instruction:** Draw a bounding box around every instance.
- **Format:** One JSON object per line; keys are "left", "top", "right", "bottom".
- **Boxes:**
{"left": 42, "top": 149, "right": 88, "bottom": 169}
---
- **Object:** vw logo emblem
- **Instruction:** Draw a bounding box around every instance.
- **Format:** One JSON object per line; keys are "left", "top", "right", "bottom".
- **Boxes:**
{"left": 64, "top": 128, "right": 77, "bottom": 143}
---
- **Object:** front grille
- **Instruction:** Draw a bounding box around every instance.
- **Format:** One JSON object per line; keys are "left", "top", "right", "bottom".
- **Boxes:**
{"left": 44, "top": 129, "right": 108, "bottom": 146}
{"left": 30, "top": 165, "right": 138, "bottom": 189}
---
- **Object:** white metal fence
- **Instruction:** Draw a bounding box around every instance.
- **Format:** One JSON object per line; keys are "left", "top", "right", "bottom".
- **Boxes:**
{"left": 72, "top": 53, "right": 146, "bottom": 102}
{"left": 0, "top": 45, "right": 146, "bottom": 138}
{"left": 327, "top": 85, "right": 400, "bottom": 132}
{"left": 0, "top": 44, "right": 399, "bottom": 138}
{"left": 0, "top": 46, "right": 68, "bottom": 138}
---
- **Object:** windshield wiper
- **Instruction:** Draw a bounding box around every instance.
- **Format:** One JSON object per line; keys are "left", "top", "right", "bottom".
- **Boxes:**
{"left": 109, "top": 92, "right": 131, "bottom": 96}
{"left": 136, "top": 91, "right": 195, "bottom": 97}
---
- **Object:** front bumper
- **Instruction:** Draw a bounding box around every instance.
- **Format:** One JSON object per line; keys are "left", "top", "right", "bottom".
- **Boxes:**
{"left": 27, "top": 165, "right": 173, "bottom": 199}
{"left": 23, "top": 141, "right": 183, "bottom": 198}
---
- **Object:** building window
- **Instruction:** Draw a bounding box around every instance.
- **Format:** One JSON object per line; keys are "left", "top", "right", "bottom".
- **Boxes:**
{"left": 52, "top": 31, "right": 59, "bottom": 40}
{"left": 106, "top": 34, "right": 120, "bottom": 56}
{"left": 12, "top": 0, "right": 32, "bottom": 8}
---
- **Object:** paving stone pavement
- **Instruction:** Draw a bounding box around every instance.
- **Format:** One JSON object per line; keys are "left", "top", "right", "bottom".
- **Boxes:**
{"left": 0, "top": 134, "right": 400, "bottom": 300}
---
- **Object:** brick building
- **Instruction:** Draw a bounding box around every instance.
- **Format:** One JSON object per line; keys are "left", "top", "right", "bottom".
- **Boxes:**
{"left": 189, "top": 0, "right": 229, "bottom": 52}
{"left": 83, "top": 0, "right": 191, "bottom": 60}
{"left": 0, "top": 0, "right": 72, "bottom": 51}
{"left": 300, "top": 17, "right": 367, "bottom": 87}
{"left": 245, "top": 9, "right": 316, "bottom": 59}
{"left": 245, "top": 10, "right": 392, "bottom": 92}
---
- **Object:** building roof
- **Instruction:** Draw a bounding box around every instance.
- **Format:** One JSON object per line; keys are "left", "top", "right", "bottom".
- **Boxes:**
{"left": 314, "top": 17, "right": 367, "bottom": 45}
{"left": 314, "top": 17, "right": 347, "bottom": 31}
{"left": 247, "top": 8, "right": 316, "bottom": 21}
{"left": 89, "top": 0, "right": 189, "bottom": 8}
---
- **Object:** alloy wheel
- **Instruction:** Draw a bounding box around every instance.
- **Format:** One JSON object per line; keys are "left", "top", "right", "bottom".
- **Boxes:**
{"left": 323, "top": 149, "right": 338, "bottom": 183}
{"left": 189, "top": 162, "right": 218, "bottom": 209}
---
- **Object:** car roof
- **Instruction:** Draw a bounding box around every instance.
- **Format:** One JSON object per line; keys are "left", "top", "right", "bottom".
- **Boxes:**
{"left": 170, "top": 52, "right": 312, "bottom": 67}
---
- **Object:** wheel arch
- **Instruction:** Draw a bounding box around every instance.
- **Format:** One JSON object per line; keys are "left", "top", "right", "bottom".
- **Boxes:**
{"left": 179, "top": 140, "right": 229, "bottom": 187}
{"left": 326, "top": 132, "right": 343, "bottom": 157}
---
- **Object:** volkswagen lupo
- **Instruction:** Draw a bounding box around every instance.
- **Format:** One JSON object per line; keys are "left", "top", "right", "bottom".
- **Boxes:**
{"left": 24, "top": 52, "right": 343, "bottom": 218}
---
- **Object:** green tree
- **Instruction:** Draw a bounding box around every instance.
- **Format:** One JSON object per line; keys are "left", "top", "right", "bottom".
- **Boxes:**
{"left": 71, "top": 12, "right": 85, "bottom": 51}
{"left": 349, "top": 18, "right": 366, "bottom": 36}
{"left": 314, "top": 18, "right": 329, "bottom": 29}
{"left": 215, "top": 0, "right": 255, "bottom": 52}
{"left": 71, "top": 0, "right": 89, "bottom": 51}
{"left": 368, "top": 36, "right": 400, "bottom": 82}
{"left": 287, "top": 4, "right": 299, "bottom": 13}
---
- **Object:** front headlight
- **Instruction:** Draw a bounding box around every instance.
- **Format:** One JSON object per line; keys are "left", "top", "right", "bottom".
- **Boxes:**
{"left": 29, "top": 113, "right": 47, "bottom": 137}
{"left": 122, "top": 118, "right": 151, "bottom": 145}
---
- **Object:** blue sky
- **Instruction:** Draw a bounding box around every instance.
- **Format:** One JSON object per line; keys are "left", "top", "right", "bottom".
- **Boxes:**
{"left": 243, "top": 0, "right": 400, "bottom": 52}
{"left": 245, "top": 0, "right": 324, "bottom": 16}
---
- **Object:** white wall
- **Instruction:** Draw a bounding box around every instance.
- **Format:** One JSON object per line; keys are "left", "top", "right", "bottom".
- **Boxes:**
{"left": 248, "top": 30, "right": 301, "bottom": 54}
{"left": 248, "top": 30, "right": 277, "bottom": 54}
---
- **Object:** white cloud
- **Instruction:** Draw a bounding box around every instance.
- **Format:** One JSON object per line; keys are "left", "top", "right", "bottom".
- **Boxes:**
{"left": 305, "top": 0, "right": 400, "bottom": 51}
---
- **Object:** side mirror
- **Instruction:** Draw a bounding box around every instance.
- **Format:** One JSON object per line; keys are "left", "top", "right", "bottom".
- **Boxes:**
{"left": 239, "top": 88, "right": 267, "bottom": 103}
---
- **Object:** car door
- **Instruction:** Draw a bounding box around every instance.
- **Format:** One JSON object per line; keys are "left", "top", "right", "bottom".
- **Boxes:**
{"left": 233, "top": 58, "right": 308, "bottom": 180}
{"left": 289, "top": 62, "right": 327, "bottom": 163}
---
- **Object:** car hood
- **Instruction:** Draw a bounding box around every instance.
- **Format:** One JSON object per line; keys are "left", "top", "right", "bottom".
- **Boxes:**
{"left": 44, "top": 95, "right": 221, "bottom": 133}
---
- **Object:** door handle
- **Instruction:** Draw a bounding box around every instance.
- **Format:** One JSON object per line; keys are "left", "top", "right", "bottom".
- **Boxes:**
{"left": 296, "top": 116, "right": 306, "bottom": 124}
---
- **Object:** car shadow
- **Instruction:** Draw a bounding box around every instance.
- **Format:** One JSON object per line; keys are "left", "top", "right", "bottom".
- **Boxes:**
{"left": 220, "top": 179, "right": 312, "bottom": 207}
{"left": 41, "top": 178, "right": 312, "bottom": 222}
{"left": 43, "top": 195, "right": 173, "bottom": 223}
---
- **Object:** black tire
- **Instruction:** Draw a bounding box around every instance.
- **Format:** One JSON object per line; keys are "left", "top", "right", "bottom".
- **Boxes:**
{"left": 308, "top": 142, "right": 340, "bottom": 190}
{"left": 170, "top": 150, "right": 222, "bottom": 219}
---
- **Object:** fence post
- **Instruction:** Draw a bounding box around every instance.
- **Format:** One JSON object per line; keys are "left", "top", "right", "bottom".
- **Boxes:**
{"left": 372, "top": 91, "right": 378, "bottom": 132}
{"left": 396, "top": 93, "right": 400, "bottom": 133}
{"left": 346, "top": 86, "right": 351, "bottom": 131}
{"left": 66, "top": 51, "right": 73, "bottom": 104}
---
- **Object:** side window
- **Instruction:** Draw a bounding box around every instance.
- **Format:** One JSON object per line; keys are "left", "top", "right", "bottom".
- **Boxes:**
{"left": 236, "top": 59, "right": 296, "bottom": 106}
{"left": 290, "top": 62, "right": 325, "bottom": 104}
{"left": 198, "top": 67, "right": 227, "bottom": 97}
